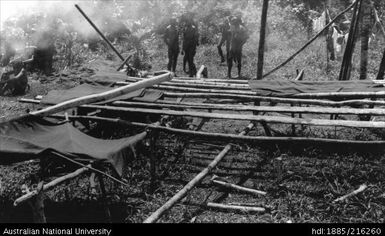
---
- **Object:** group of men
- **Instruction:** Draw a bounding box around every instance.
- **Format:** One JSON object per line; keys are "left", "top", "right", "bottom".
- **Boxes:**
{"left": 163, "top": 14, "right": 249, "bottom": 78}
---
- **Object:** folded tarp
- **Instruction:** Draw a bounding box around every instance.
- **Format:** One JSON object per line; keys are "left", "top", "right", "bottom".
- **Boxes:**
{"left": 41, "top": 84, "right": 163, "bottom": 105}
{"left": 0, "top": 115, "right": 144, "bottom": 176}
{"left": 248, "top": 80, "right": 384, "bottom": 97}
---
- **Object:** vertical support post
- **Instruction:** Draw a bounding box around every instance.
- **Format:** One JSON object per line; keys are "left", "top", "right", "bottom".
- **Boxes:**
{"left": 325, "top": 3, "right": 330, "bottom": 72}
{"left": 256, "top": 0, "right": 269, "bottom": 80}
{"left": 97, "top": 174, "right": 112, "bottom": 223}
{"left": 376, "top": 46, "right": 385, "bottom": 80}
{"left": 291, "top": 103, "right": 296, "bottom": 136}
{"left": 29, "top": 181, "right": 46, "bottom": 223}
{"left": 148, "top": 129, "right": 159, "bottom": 193}
{"left": 339, "top": 0, "right": 363, "bottom": 81}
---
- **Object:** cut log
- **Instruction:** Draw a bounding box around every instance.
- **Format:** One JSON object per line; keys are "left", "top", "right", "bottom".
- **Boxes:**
{"left": 14, "top": 165, "right": 91, "bottom": 206}
{"left": 30, "top": 72, "right": 172, "bottom": 117}
{"left": 143, "top": 123, "right": 255, "bottom": 223}
{"left": 206, "top": 202, "right": 265, "bottom": 213}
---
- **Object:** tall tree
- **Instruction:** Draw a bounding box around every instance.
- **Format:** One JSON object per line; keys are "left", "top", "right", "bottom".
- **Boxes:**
{"left": 359, "top": 0, "right": 372, "bottom": 80}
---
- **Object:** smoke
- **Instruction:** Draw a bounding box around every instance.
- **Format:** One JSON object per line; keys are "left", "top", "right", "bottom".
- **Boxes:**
{"left": 0, "top": 0, "right": 132, "bottom": 47}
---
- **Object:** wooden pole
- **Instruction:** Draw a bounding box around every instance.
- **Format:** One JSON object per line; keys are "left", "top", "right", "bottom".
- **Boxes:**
{"left": 211, "top": 177, "right": 267, "bottom": 196}
{"left": 82, "top": 104, "right": 385, "bottom": 129}
{"left": 14, "top": 165, "right": 90, "bottom": 206}
{"left": 333, "top": 184, "right": 367, "bottom": 202}
{"left": 206, "top": 202, "right": 265, "bottom": 213}
{"left": 376, "top": 46, "right": 385, "bottom": 80}
{"left": 97, "top": 175, "right": 112, "bottom": 223}
{"left": 143, "top": 123, "right": 255, "bottom": 223}
{"left": 29, "top": 181, "right": 46, "bottom": 223}
{"left": 117, "top": 54, "right": 132, "bottom": 71}
{"left": 21, "top": 92, "right": 385, "bottom": 108}
{"left": 52, "top": 115, "right": 385, "bottom": 146}
{"left": 339, "top": 0, "right": 362, "bottom": 81}
{"left": 75, "top": 4, "right": 126, "bottom": 62}
{"left": 30, "top": 72, "right": 172, "bottom": 117}
{"left": 256, "top": 0, "right": 269, "bottom": 80}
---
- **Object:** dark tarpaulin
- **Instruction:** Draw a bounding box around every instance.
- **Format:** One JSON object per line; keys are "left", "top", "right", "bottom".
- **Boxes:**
{"left": 0, "top": 115, "right": 145, "bottom": 176}
{"left": 81, "top": 71, "right": 138, "bottom": 86}
{"left": 40, "top": 84, "right": 163, "bottom": 105}
{"left": 248, "top": 80, "right": 384, "bottom": 97}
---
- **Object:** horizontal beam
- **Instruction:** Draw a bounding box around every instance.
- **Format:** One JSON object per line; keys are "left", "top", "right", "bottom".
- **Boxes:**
{"left": 30, "top": 72, "right": 172, "bottom": 117}
{"left": 163, "top": 92, "right": 385, "bottom": 107}
{"left": 112, "top": 100, "right": 385, "bottom": 116}
{"left": 53, "top": 115, "right": 385, "bottom": 146}
{"left": 81, "top": 104, "right": 385, "bottom": 129}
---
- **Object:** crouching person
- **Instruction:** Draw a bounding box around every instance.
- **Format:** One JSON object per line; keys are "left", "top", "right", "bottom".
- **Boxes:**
{"left": 0, "top": 61, "right": 29, "bottom": 96}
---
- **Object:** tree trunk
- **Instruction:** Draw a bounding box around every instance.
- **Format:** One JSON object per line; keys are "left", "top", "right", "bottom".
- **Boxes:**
{"left": 360, "top": 0, "right": 372, "bottom": 80}
{"left": 256, "top": 0, "right": 269, "bottom": 80}
{"left": 376, "top": 47, "right": 385, "bottom": 80}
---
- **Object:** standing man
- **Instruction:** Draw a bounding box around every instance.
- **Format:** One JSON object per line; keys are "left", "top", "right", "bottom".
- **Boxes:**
{"left": 182, "top": 18, "right": 199, "bottom": 77}
{"left": 164, "top": 18, "right": 180, "bottom": 75}
{"left": 228, "top": 16, "right": 249, "bottom": 79}
{"left": 217, "top": 16, "right": 232, "bottom": 64}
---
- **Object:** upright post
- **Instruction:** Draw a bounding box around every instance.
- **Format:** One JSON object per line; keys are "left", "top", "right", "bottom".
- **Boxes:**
{"left": 339, "top": 0, "right": 362, "bottom": 81}
{"left": 256, "top": 0, "right": 269, "bottom": 80}
{"left": 376, "top": 47, "right": 385, "bottom": 80}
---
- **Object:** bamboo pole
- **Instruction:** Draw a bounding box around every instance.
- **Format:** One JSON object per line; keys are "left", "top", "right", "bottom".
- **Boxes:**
{"left": 143, "top": 123, "right": 255, "bottom": 223}
{"left": 51, "top": 115, "right": 385, "bottom": 146}
{"left": 30, "top": 72, "right": 172, "bottom": 117}
{"left": 152, "top": 84, "right": 256, "bottom": 95}
{"left": 14, "top": 165, "right": 91, "bottom": 206}
{"left": 112, "top": 100, "right": 385, "bottom": 116}
{"left": 155, "top": 84, "right": 385, "bottom": 99}
{"left": 211, "top": 178, "right": 267, "bottom": 196}
{"left": 82, "top": 104, "right": 385, "bottom": 129}
{"left": 206, "top": 202, "right": 265, "bottom": 213}
{"left": 20, "top": 94, "right": 385, "bottom": 109}
{"left": 163, "top": 92, "right": 385, "bottom": 107}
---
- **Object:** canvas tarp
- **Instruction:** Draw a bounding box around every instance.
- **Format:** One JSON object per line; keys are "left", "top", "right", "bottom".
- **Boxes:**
{"left": 81, "top": 71, "right": 138, "bottom": 86}
{"left": 248, "top": 80, "right": 384, "bottom": 97}
{"left": 0, "top": 115, "right": 145, "bottom": 176}
{"left": 41, "top": 84, "right": 163, "bottom": 105}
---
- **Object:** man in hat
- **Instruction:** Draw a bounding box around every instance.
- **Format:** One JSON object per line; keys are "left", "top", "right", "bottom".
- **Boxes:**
{"left": 182, "top": 17, "right": 199, "bottom": 77}
{"left": 228, "top": 16, "right": 249, "bottom": 79}
{"left": 217, "top": 16, "right": 232, "bottom": 64}
{"left": 164, "top": 17, "right": 180, "bottom": 74}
